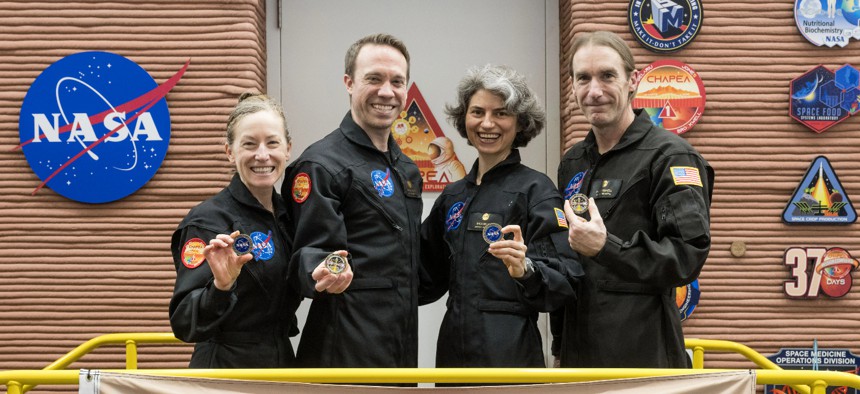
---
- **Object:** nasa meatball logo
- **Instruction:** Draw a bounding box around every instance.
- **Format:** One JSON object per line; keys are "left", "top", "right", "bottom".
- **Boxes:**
{"left": 17, "top": 51, "right": 188, "bottom": 203}
{"left": 628, "top": 0, "right": 702, "bottom": 53}
{"left": 371, "top": 168, "right": 395, "bottom": 198}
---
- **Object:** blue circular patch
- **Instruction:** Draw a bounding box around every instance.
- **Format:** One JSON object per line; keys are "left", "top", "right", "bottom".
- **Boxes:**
{"left": 564, "top": 171, "right": 587, "bottom": 200}
{"left": 445, "top": 201, "right": 465, "bottom": 232}
{"left": 371, "top": 168, "right": 394, "bottom": 198}
{"left": 677, "top": 279, "right": 700, "bottom": 321}
{"left": 18, "top": 51, "right": 171, "bottom": 203}
{"left": 250, "top": 231, "right": 274, "bottom": 261}
{"left": 628, "top": 0, "right": 702, "bottom": 53}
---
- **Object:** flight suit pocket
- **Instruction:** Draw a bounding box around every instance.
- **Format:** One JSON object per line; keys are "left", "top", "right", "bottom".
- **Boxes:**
{"left": 663, "top": 188, "right": 707, "bottom": 242}
{"left": 348, "top": 277, "right": 395, "bottom": 290}
{"left": 597, "top": 280, "right": 670, "bottom": 295}
{"left": 476, "top": 299, "right": 530, "bottom": 315}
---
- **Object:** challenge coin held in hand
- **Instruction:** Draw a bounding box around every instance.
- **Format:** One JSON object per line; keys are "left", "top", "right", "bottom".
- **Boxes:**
{"left": 324, "top": 253, "right": 347, "bottom": 274}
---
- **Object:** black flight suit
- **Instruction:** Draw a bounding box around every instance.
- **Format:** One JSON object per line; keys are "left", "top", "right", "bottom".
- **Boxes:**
{"left": 554, "top": 109, "right": 714, "bottom": 368}
{"left": 169, "top": 174, "right": 300, "bottom": 368}
{"left": 421, "top": 150, "right": 583, "bottom": 367}
{"left": 282, "top": 112, "right": 423, "bottom": 368}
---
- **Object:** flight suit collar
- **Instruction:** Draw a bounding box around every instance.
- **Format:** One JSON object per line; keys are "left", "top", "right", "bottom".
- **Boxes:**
{"left": 338, "top": 111, "right": 404, "bottom": 162}
{"left": 583, "top": 109, "right": 653, "bottom": 157}
{"left": 464, "top": 149, "right": 522, "bottom": 185}
{"left": 226, "top": 173, "right": 286, "bottom": 220}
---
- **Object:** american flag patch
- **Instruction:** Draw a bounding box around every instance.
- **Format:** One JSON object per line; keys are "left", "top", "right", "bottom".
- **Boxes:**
{"left": 555, "top": 208, "right": 568, "bottom": 228}
{"left": 671, "top": 166, "right": 703, "bottom": 187}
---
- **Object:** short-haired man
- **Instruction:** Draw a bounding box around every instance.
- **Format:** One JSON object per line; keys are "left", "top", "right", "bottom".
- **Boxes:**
{"left": 283, "top": 33, "right": 423, "bottom": 368}
{"left": 554, "top": 30, "right": 714, "bottom": 368}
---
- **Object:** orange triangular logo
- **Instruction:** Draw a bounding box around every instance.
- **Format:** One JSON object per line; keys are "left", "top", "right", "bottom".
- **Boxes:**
{"left": 390, "top": 83, "right": 465, "bottom": 192}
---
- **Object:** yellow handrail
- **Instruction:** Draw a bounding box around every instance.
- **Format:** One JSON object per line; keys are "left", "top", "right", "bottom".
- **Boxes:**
{"left": 2, "top": 368, "right": 859, "bottom": 391}
{"left": 18, "top": 333, "right": 182, "bottom": 393}
{"left": 1, "top": 333, "right": 857, "bottom": 394}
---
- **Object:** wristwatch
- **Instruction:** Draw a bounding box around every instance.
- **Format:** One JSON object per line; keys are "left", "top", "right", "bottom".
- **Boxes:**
{"left": 520, "top": 257, "right": 535, "bottom": 280}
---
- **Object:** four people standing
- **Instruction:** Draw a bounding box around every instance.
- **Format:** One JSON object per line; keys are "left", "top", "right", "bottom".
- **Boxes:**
{"left": 171, "top": 30, "right": 711, "bottom": 370}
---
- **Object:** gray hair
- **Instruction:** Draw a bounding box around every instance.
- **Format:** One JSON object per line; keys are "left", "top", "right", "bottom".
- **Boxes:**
{"left": 225, "top": 92, "right": 290, "bottom": 146}
{"left": 445, "top": 64, "right": 545, "bottom": 148}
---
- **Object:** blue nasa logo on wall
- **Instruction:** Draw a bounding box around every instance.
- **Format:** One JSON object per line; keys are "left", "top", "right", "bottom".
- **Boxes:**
{"left": 371, "top": 168, "right": 395, "bottom": 198}
{"left": 18, "top": 51, "right": 174, "bottom": 203}
{"left": 628, "top": 0, "right": 703, "bottom": 53}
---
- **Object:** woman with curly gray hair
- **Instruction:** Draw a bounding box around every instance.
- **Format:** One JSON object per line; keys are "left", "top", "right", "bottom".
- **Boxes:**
{"left": 419, "top": 65, "right": 582, "bottom": 370}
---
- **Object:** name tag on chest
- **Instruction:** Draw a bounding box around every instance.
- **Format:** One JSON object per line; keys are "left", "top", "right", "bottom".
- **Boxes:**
{"left": 467, "top": 212, "right": 503, "bottom": 231}
{"left": 589, "top": 179, "right": 622, "bottom": 199}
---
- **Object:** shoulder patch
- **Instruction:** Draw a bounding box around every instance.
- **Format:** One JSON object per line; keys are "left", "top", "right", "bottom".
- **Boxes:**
{"left": 554, "top": 208, "right": 569, "bottom": 228}
{"left": 292, "top": 172, "right": 311, "bottom": 203}
{"left": 181, "top": 238, "right": 207, "bottom": 269}
{"left": 670, "top": 166, "right": 702, "bottom": 187}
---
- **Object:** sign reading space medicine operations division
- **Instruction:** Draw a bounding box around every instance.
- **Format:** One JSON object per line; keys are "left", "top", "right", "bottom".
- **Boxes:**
{"left": 765, "top": 348, "right": 860, "bottom": 394}
{"left": 17, "top": 51, "right": 188, "bottom": 203}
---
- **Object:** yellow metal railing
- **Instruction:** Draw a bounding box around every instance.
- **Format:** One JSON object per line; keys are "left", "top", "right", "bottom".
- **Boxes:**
{"left": 1, "top": 333, "right": 858, "bottom": 394}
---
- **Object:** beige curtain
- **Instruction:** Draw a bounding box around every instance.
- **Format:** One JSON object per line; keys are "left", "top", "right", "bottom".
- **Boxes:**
{"left": 78, "top": 370, "right": 754, "bottom": 394}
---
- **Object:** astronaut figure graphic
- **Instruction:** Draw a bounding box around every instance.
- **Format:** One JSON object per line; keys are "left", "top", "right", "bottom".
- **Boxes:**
{"left": 428, "top": 136, "right": 466, "bottom": 183}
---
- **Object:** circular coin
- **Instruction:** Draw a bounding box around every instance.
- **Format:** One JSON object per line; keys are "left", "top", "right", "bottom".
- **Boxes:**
{"left": 482, "top": 223, "right": 503, "bottom": 244}
{"left": 569, "top": 193, "right": 589, "bottom": 215}
{"left": 324, "top": 253, "right": 347, "bottom": 274}
{"left": 232, "top": 233, "right": 253, "bottom": 256}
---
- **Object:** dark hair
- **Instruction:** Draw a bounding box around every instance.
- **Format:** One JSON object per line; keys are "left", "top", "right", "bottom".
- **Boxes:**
{"left": 225, "top": 92, "right": 290, "bottom": 145}
{"left": 445, "top": 64, "right": 545, "bottom": 148}
{"left": 569, "top": 31, "right": 637, "bottom": 100}
{"left": 344, "top": 33, "right": 411, "bottom": 80}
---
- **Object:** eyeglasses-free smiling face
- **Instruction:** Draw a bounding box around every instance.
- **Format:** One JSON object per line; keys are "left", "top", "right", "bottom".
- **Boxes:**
{"left": 226, "top": 110, "right": 291, "bottom": 199}
{"left": 571, "top": 44, "right": 638, "bottom": 132}
{"left": 465, "top": 89, "right": 518, "bottom": 163}
{"left": 344, "top": 44, "right": 408, "bottom": 136}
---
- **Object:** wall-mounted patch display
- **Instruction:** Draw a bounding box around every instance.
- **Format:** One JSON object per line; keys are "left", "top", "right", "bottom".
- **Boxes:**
{"left": 633, "top": 59, "right": 705, "bottom": 135}
{"left": 784, "top": 247, "right": 859, "bottom": 298}
{"left": 783, "top": 156, "right": 856, "bottom": 224}
{"left": 16, "top": 51, "right": 187, "bottom": 203}
{"left": 628, "top": 0, "right": 702, "bottom": 53}
{"left": 790, "top": 65, "right": 860, "bottom": 133}
{"left": 795, "top": 0, "right": 860, "bottom": 47}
